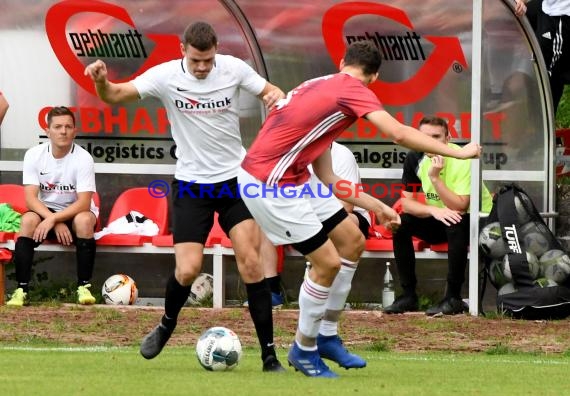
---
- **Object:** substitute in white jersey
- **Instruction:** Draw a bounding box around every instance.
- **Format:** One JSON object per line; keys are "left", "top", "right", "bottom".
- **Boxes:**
{"left": 6, "top": 106, "right": 98, "bottom": 307}
{"left": 84, "top": 21, "right": 285, "bottom": 372}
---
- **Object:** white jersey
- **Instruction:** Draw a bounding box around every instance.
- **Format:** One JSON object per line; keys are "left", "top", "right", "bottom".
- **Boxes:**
{"left": 22, "top": 143, "right": 98, "bottom": 217}
{"left": 308, "top": 142, "right": 370, "bottom": 225}
{"left": 133, "top": 54, "right": 267, "bottom": 183}
{"left": 543, "top": 0, "right": 570, "bottom": 16}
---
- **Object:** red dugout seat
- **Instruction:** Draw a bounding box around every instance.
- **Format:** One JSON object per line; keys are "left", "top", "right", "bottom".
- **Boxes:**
{"left": 0, "top": 184, "right": 26, "bottom": 242}
{"left": 152, "top": 212, "right": 233, "bottom": 248}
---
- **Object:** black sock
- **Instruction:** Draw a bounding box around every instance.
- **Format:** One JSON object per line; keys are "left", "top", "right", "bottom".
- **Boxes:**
{"left": 163, "top": 275, "right": 191, "bottom": 331}
{"left": 75, "top": 237, "right": 96, "bottom": 285}
{"left": 266, "top": 275, "right": 282, "bottom": 295}
{"left": 14, "top": 236, "right": 35, "bottom": 292}
{"left": 245, "top": 280, "right": 275, "bottom": 361}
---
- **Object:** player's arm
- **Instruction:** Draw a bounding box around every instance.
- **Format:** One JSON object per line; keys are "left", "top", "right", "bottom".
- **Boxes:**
{"left": 431, "top": 180, "right": 470, "bottom": 212}
{"left": 365, "top": 109, "right": 481, "bottom": 159}
{"left": 24, "top": 184, "right": 53, "bottom": 220}
{"left": 84, "top": 60, "right": 140, "bottom": 104}
{"left": 332, "top": 145, "right": 362, "bottom": 214}
{"left": 312, "top": 151, "right": 400, "bottom": 228}
{"left": 426, "top": 154, "right": 470, "bottom": 212}
{"left": 430, "top": 174, "right": 469, "bottom": 214}
{"left": 257, "top": 82, "right": 285, "bottom": 109}
{"left": 401, "top": 190, "right": 463, "bottom": 225}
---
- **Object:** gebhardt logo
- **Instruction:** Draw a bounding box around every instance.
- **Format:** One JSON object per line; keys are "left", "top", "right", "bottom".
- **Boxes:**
{"left": 68, "top": 28, "right": 148, "bottom": 58}
{"left": 322, "top": 1, "right": 468, "bottom": 106}
{"left": 347, "top": 31, "right": 426, "bottom": 61}
{"left": 45, "top": 0, "right": 181, "bottom": 96}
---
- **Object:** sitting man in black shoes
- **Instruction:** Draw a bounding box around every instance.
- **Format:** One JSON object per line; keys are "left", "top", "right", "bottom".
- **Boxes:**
{"left": 383, "top": 116, "right": 493, "bottom": 316}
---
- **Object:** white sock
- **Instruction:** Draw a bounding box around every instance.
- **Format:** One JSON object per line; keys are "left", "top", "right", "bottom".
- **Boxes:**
{"left": 319, "top": 258, "right": 357, "bottom": 337}
{"left": 297, "top": 277, "right": 329, "bottom": 349}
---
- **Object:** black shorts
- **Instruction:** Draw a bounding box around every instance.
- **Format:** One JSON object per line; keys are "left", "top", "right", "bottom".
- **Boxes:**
{"left": 27, "top": 209, "right": 76, "bottom": 247}
{"left": 171, "top": 178, "right": 252, "bottom": 244}
{"left": 353, "top": 211, "right": 371, "bottom": 238}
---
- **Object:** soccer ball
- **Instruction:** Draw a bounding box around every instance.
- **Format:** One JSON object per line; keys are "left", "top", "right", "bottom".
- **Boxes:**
{"left": 502, "top": 251, "right": 540, "bottom": 281}
{"left": 539, "top": 249, "right": 570, "bottom": 283}
{"left": 520, "top": 222, "right": 550, "bottom": 257}
{"left": 498, "top": 282, "right": 517, "bottom": 296}
{"left": 514, "top": 194, "right": 532, "bottom": 224}
{"left": 188, "top": 273, "right": 213, "bottom": 305}
{"left": 102, "top": 274, "right": 138, "bottom": 305}
{"left": 488, "top": 257, "right": 509, "bottom": 288}
{"left": 479, "top": 222, "right": 507, "bottom": 259}
{"left": 196, "top": 326, "right": 242, "bottom": 371}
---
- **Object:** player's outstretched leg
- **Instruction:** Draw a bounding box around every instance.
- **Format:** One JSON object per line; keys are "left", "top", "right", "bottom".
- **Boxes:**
{"left": 317, "top": 334, "right": 366, "bottom": 369}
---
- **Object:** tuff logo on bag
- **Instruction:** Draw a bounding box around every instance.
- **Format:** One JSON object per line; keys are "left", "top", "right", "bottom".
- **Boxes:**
{"left": 504, "top": 225, "right": 522, "bottom": 254}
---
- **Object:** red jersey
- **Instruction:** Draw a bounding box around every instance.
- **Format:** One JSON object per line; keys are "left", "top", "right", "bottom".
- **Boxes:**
{"left": 242, "top": 73, "right": 382, "bottom": 186}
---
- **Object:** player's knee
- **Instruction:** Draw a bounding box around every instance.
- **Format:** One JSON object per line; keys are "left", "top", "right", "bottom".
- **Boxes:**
{"left": 175, "top": 263, "right": 201, "bottom": 286}
{"left": 337, "top": 231, "right": 365, "bottom": 261}
{"left": 73, "top": 212, "right": 96, "bottom": 236}
{"left": 317, "top": 255, "right": 341, "bottom": 276}
{"left": 235, "top": 250, "right": 263, "bottom": 282}
{"left": 354, "top": 232, "right": 365, "bottom": 256}
{"left": 19, "top": 212, "right": 41, "bottom": 235}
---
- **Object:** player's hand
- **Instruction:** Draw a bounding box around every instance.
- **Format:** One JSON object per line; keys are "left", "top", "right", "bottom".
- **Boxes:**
{"left": 32, "top": 217, "right": 56, "bottom": 243}
{"left": 54, "top": 223, "right": 73, "bottom": 246}
{"left": 376, "top": 206, "right": 401, "bottom": 232}
{"left": 431, "top": 207, "right": 463, "bottom": 226}
{"left": 458, "top": 141, "right": 481, "bottom": 159}
{"left": 428, "top": 155, "right": 444, "bottom": 179}
{"left": 514, "top": 0, "right": 527, "bottom": 17}
{"left": 84, "top": 60, "right": 108, "bottom": 83}
{"left": 263, "top": 87, "right": 285, "bottom": 109}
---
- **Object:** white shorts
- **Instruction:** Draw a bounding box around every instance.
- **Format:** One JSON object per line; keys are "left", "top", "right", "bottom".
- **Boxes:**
{"left": 238, "top": 167, "right": 343, "bottom": 245}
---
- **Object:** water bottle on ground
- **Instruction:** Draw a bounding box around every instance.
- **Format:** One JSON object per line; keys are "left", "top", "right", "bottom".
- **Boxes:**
{"left": 383, "top": 261, "right": 395, "bottom": 308}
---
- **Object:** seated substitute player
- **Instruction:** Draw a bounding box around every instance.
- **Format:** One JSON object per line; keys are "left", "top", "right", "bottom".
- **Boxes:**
{"left": 383, "top": 116, "right": 493, "bottom": 315}
{"left": 238, "top": 42, "right": 481, "bottom": 377}
{"left": 6, "top": 106, "right": 99, "bottom": 306}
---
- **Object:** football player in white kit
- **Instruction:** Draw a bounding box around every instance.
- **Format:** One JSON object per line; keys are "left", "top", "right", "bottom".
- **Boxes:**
{"left": 6, "top": 106, "right": 99, "bottom": 307}
{"left": 84, "top": 21, "right": 286, "bottom": 372}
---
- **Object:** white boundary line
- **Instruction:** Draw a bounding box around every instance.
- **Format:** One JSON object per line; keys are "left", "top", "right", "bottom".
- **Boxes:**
{"left": 0, "top": 346, "right": 129, "bottom": 352}
{"left": 1, "top": 346, "right": 568, "bottom": 366}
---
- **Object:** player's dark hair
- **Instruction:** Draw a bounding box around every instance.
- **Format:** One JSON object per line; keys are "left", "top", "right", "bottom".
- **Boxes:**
{"left": 343, "top": 41, "right": 382, "bottom": 76}
{"left": 419, "top": 116, "right": 449, "bottom": 136}
{"left": 47, "top": 106, "right": 75, "bottom": 126}
{"left": 182, "top": 21, "right": 218, "bottom": 51}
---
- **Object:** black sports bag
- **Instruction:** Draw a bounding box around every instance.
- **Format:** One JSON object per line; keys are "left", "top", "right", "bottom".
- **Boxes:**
{"left": 479, "top": 183, "right": 570, "bottom": 319}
